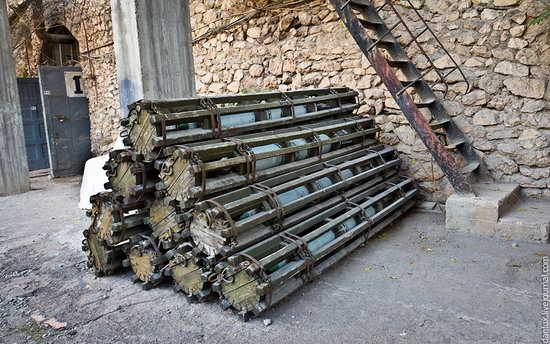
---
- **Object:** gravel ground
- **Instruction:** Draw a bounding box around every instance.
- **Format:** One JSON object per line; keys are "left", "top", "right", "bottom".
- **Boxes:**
{"left": 0, "top": 176, "right": 547, "bottom": 343}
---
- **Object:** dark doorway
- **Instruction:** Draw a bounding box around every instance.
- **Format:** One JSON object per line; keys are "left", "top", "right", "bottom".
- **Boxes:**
{"left": 39, "top": 66, "right": 91, "bottom": 177}
{"left": 17, "top": 78, "right": 50, "bottom": 171}
{"left": 39, "top": 25, "right": 79, "bottom": 67}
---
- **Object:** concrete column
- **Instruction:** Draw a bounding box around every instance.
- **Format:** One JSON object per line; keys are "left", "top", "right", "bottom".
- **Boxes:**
{"left": 0, "top": 0, "right": 30, "bottom": 196}
{"left": 111, "top": 0, "right": 196, "bottom": 116}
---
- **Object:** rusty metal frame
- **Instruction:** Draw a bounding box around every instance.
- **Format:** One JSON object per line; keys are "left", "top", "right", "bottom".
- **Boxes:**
{"left": 331, "top": 0, "right": 474, "bottom": 194}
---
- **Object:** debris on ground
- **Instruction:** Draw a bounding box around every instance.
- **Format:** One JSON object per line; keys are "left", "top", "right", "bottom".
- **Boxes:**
{"left": 43, "top": 318, "right": 67, "bottom": 330}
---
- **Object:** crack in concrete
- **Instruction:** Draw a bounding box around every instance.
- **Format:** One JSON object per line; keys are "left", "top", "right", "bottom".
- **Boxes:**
{"left": 78, "top": 297, "right": 165, "bottom": 327}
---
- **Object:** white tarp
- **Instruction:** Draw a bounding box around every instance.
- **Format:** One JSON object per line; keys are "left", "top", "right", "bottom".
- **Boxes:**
{"left": 78, "top": 137, "right": 126, "bottom": 209}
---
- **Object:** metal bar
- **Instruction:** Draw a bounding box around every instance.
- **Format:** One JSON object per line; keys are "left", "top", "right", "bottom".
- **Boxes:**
{"left": 366, "top": 21, "right": 401, "bottom": 52}
{"left": 141, "top": 87, "right": 354, "bottom": 112}
{"left": 403, "top": 0, "right": 470, "bottom": 94}
{"left": 402, "top": 27, "right": 428, "bottom": 49}
{"left": 382, "top": 1, "right": 449, "bottom": 97}
{"left": 196, "top": 144, "right": 390, "bottom": 209}
{"left": 150, "top": 104, "right": 359, "bottom": 147}
{"left": 219, "top": 147, "right": 397, "bottom": 216}
{"left": 150, "top": 91, "right": 359, "bottom": 125}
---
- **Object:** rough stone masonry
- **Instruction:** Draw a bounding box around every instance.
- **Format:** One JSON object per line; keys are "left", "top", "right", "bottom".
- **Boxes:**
{"left": 8, "top": 0, "right": 550, "bottom": 201}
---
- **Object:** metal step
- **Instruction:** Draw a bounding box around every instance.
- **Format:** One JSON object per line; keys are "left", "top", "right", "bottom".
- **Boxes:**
{"left": 358, "top": 17, "right": 384, "bottom": 28}
{"left": 387, "top": 59, "right": 409, "bottom": 68}
{"left": 372, "top": 33, "right": 398, "bottom": 45}
{"left": 400, "top": 78, "right": 422, "bottom": 89}
{"left": 444, "top": 139, "right": 466, "bottom": 150}
{"left": 331, "top": 0, "right": 486, "bottom": 194}
{"left": 429, "top": 118, "right": 451, "bottom": 130}
{"left": 461, "top": 161, "right": 480, "bottom": 174}
{"left": 415, "top": 97, "right": 437, "bottom": 108}
{"left": 350, "top": 0, "right": 370, "bottom": 7}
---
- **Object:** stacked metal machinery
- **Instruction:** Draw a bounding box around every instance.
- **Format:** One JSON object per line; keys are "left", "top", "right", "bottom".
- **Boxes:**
{"left": 82, "top": 87, "right": 418, "bottom": 320}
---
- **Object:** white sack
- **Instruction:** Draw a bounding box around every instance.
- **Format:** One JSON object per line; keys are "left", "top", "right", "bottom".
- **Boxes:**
{"left": 78, "top": 136, "right": 127, "bottom": 209}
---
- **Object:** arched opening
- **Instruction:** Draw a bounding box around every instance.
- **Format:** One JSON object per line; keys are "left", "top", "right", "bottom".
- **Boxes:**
{"left": 39, "top": 25, "right": 79, "bottom": 67}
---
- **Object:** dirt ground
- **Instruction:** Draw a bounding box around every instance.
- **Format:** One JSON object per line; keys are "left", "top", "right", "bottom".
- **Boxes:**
{"left": 0, "top": 176, "right": 548, "bottom": 344}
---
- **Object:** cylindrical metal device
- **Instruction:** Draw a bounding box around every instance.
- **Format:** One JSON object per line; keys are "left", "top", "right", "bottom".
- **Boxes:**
{"left": 216, "top": 176, "right": 418, "bottom": 320}
{"left": 189, "top": 145, "right": 401, "bottom": 257}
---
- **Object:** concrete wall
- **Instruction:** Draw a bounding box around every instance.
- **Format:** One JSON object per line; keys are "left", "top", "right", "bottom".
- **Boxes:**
{"left": 111, "top": 0, "right": 196, "bottom": 113}
{"left": 0, "top": 0, "right": 29, "bottom": 195}
{"left": 110, "top": 0, "right": 141, "bottom": 114}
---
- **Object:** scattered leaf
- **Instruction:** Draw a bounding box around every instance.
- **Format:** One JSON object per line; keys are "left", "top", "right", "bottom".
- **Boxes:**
{"left": 517, "top": 208, "right": 527, "bottom": 212}
{"left": 377, "top": 233, "right": 388, "bottom": 240}
{"left": 450, "top": 258, "right": 457, "bottom": 264}
{"left": 364, "top": 267, "right": 372, "bottom": 272}
{"left": 409, "top": 259, "right": 415, "bottom": 265}
{"left": 535, "top": 252, "right": 548, "bottom": 257}
{"left": 421, "top": 246, "right": 433, "bottom": 252}
{"left": 44, "top": 318, "right": 67, "bottom": 330}
{"left": 389, "top": 275, "right": 398, "bottom": 280}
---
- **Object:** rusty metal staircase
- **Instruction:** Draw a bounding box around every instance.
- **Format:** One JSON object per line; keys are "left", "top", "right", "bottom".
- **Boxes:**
{"left": 330, "top": 0, "right": 487, "bottom": 195}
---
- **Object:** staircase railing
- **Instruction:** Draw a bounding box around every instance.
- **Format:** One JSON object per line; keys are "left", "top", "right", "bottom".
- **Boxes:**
{"left": 331, "top": 0, "right": 488, "bottom": 194}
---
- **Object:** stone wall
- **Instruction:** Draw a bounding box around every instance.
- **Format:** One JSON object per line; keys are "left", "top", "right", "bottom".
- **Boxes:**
{"left": 9, "top": 0, "right": 120, "bottom": 154}
{"left": 8, "top": 0, "right": 550, "bottom": 200}
{"left": 190, "top": 0, "right": 550, "bottom": 201}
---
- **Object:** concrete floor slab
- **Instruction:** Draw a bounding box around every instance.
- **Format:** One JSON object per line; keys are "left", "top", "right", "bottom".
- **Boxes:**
{"left": 0, "top": 177, "right": 547, "bottom": 343}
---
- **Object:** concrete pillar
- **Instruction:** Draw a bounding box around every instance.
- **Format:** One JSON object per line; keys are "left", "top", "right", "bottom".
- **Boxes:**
{"left": 110, "top": 0, "right": 196, "bottom": 116}
{"left": 0, "top": 0, "right": 30, "bottom": 196}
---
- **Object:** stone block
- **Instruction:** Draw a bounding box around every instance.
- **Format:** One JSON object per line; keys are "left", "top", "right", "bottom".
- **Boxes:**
{"left": 497, "top": 201, "right": 550, "bottom": 242}
{"left": 447, "top": 184, "right": 550, "bottom": 243}
{"left": 446, "top": 183, "right": 521, "bottom": 231}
